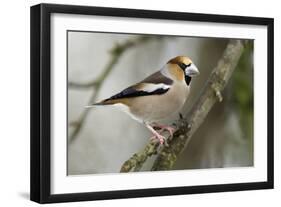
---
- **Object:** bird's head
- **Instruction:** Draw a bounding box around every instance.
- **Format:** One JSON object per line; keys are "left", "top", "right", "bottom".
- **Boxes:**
{"left": 166, "top": 56, "right": 200, "bottom": 85}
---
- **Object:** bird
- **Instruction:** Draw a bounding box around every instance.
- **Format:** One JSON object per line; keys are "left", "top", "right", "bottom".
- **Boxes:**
{"left": 88, "top": 56, "right": 199, "bottom": 145}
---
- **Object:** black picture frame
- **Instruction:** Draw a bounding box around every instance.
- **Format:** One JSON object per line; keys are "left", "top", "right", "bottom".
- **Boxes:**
{"left": 30, "top": 3, "right": 274, "bottom": 204}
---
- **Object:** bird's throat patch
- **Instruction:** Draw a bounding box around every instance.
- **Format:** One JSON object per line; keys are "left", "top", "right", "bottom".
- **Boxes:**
{"left": 185, "top": 75, "right": 192, "bottom": 85}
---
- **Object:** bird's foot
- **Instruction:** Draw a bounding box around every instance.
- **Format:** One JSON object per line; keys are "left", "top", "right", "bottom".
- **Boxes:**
{"left": 150, "top": 133, "right": 166, "bottom": 145}
{"left": 153, "top": 124, "right": 176, "bottom": 138}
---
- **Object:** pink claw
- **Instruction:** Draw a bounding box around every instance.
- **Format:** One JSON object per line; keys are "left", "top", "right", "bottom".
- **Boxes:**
{"left": 145, "top": 123, "right": 168, "bottom": 145}
{"left": 153, "top": 124, "right": 176, "bottom": 137}
{"left": 150, "top": 133, "right": 166, "bottom": 145}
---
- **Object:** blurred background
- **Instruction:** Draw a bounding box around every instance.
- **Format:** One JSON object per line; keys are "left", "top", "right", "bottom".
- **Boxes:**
{"left": 67, "top": 31, "right": 253, "bottom": 175}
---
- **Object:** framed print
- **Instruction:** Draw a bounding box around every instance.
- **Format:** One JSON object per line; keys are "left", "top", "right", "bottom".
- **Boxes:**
{"left": 30, "top": 3, "right": 274, "bottom": 203}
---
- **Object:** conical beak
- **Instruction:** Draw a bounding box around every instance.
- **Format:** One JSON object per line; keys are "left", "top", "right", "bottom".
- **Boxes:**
{"left": 185, "top": 63, "right": 200, "bottom": 77}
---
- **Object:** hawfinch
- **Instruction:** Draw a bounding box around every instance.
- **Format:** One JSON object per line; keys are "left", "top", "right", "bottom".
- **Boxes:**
{"left": 90, "top": 56, "right": 199, "bottom": 144}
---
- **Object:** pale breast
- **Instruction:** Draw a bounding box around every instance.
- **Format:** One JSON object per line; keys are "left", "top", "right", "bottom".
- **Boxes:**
{"left": 129, "top": 82, "right": 189, "bottom": 123}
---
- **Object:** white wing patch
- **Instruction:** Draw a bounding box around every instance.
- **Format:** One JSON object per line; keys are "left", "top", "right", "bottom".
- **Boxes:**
{"left": 140, "top": 83, "right": 171, "bottom": 93}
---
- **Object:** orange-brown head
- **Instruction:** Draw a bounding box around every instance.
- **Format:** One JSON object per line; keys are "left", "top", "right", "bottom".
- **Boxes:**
{"left": 166, "top": 56, "right": 199, "bottom": 85}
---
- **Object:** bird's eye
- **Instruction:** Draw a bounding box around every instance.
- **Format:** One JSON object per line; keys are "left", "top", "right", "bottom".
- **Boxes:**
{"left": 178, "top": 62, "right": 192, "bottom": 70}
{"left": 178, "top": 63, "right": 187, "bottom": 70}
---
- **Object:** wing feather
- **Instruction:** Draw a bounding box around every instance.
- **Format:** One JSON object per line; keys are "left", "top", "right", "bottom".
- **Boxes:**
{"left": 95, "top": 71, "right": 173, "bottom": 105}
{"left": 105, "top": 83, "right": 170, "bottom": 101}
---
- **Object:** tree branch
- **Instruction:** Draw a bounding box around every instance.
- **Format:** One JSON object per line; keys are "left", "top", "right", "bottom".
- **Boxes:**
{"left": 120, "top": 141, "right": 159, "bottom": 172}
{"left": 68, "top": 36, "right": 156, "bottom": 89}
{"left": 120, "top": 39, "right": 247, "bottom": 172}
{"left": 69, "top": 36, "right": 158, "bottom": 143}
